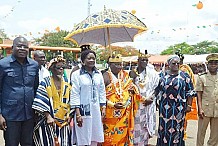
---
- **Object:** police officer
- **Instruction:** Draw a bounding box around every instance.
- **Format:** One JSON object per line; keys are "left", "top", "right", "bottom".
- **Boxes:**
{"left": 196, "top": 53, "right": 218, "bottom": 146}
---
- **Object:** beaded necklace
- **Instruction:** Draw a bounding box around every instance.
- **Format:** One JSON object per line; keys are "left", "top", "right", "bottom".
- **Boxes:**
{"left": 108, "top": 68, "right": 124, "bottom": 100}
{"left": 134, "top": 68, "right": 147, "bottom": 89}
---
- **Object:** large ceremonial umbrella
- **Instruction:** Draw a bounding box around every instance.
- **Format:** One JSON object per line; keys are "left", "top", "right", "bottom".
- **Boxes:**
{"left": 64, "top": 8, "right": 147, "bottom": 54}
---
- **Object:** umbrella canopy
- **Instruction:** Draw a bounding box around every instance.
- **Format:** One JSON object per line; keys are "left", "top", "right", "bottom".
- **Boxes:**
{"left": 64, "top": 8, "right": 147, "bottom": 47}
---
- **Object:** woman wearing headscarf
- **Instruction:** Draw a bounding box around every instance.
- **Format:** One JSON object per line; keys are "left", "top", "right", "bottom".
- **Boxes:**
{"left": 32, "top": 56, "right": 72, "bottom": 146}
{"left": 155, "top": 55, "right": 196, "bottom": 146}
{"left": 70, "top": 49, "right": 106, "bottom": 146}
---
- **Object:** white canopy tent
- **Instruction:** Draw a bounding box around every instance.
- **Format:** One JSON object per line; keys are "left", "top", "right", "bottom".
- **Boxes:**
{"left": 183, "top": 54, "right": 209, "bottom": 64}
{"left": 122, "top": 54, "right": 212, "bottom": 64}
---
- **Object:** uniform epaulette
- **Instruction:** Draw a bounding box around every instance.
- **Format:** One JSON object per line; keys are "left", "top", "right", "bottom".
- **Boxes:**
{"left": 198, "top": 72, "right": 207, "bottom": 76}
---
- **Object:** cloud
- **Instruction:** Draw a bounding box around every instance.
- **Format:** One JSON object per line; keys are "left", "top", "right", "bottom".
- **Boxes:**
{"left": 113, "top": 0, "right": 218, "bottom": 54}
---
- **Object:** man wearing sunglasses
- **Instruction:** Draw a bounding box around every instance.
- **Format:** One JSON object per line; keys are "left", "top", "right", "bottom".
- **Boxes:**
{"left": 129, "top": 50, "right": 159, "bottom": 146}
{"left": 0, "top": 36, "right": 39, "bottom": 146}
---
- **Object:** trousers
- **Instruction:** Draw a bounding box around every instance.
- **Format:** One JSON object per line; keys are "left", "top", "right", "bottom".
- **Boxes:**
{"left": 196, "top": 116, "right": 218, "bottom": 146}
{"left": 4, "top": 118, "right": 34, "bottom": 146}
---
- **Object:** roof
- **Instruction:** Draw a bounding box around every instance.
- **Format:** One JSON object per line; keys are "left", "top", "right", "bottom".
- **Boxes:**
{"left": 0, "top": 44, "right": 81, "bottom": 52}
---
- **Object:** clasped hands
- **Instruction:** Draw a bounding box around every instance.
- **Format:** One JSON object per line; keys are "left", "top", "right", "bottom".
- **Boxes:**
{"left": 142, "top": 94, "right": 155, "bottom": 106}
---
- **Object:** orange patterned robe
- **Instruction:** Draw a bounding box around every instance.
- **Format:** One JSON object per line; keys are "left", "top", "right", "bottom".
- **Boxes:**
{"left": 103, "top": 70, "right": 140, "bottom": 146}
{"left": 180, "top": 64, "right": 198, "bottom": 120}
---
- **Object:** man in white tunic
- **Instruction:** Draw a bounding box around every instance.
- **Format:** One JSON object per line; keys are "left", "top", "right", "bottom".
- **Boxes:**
{"left": 129, "top": 50, "right": 159, "bottom": 146}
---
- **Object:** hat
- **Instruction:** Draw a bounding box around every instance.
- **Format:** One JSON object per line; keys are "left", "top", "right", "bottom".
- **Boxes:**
{"left": 175, "top": 51, "right": 184, "bottom": 60}
{"left": 138, "top": 50, "right": 151, "bottom": 58}
{"left": 109, "top": 54, "right": 122, "bottom": 63}
{"left": 48, "top": 56, "right": 66, "bottom": 69}
{"left": 80, "top": 45, "right": 90, "bottom": 52}
{"left": 206, "top": 53, "right": 218, "bottom": 62}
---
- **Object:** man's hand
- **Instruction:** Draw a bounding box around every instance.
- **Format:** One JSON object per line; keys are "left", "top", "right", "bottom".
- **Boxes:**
{"left": 101, "top": 107, "right": 106, "bottom": 120}
{"left": 186, "top": 106, "right": 192, "bottom": 113}
{"left": 0, "top": 114, "right": 7, "bottom": 131}
{"left": 143, "top": 98, "right": 153, "bottom": 106}
{"left": 114, "top": 102, "right": 124, "bottom": 109}
{"left": 46, "top": 114, "right": 55, "bottom": 126}
{"left": 198, "top": 109, "right": 205, "bottom": 119}
{"left": 76, "top": 115, "right": 83, "bottom": 127}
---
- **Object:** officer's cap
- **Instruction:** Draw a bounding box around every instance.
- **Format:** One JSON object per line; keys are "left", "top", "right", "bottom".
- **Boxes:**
{"left": 206, "top": 54, "right": 218, "bottom": 62}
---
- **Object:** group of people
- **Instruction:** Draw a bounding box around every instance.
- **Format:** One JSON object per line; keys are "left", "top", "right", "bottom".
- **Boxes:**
{"left": 0, "top": 36, "right": 217, "bottom": 146}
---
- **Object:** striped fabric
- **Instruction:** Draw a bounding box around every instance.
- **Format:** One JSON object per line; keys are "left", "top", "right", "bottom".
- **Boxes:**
{"left": 32, "top": 76, "right": 72, "bottom": 146}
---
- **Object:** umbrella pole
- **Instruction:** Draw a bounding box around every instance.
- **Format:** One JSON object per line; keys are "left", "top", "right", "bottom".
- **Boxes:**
{"left": 107, "top": 28, "right": 112, "bottom": 56}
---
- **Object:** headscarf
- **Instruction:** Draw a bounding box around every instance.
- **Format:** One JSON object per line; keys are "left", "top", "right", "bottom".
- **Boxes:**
{"left": 167, "top": 55, "right": 180, "bottom": 65}
{"left": 47, "top": 56, "right": 66, "bottom": 70}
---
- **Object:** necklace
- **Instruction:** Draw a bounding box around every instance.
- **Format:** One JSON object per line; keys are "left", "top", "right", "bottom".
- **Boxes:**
{"left": 134, "top": 68, "right": 147, "bottom": 89}
{"left": 108, "top": 69, "right": 124, "bottom": 100}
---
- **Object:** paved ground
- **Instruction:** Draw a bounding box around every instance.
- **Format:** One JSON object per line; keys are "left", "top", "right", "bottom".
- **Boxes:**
{"left": 0, "top": 117, "right": 210, "bottom": 146}
{"left": 148, "top": 112, "right": 210, "bottom": 146}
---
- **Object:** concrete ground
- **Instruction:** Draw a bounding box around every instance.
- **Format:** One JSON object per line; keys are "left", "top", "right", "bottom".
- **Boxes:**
{"left": 0, "top": 116, "right": 211, "bottom": 146}
{"left": 148, "top": 112, "right": 210, "bottom": 146}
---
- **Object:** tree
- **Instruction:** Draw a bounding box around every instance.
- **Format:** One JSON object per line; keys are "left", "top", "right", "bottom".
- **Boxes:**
{"left": 161, "top": 42, "right": 194, "bottom": 55}
{"left": 0, "top": 29, "right": 8, "bottom": 44}
{"left": 34, "top": 30, "right": 77, "bottom": 61}
{"left": 192, "top": 41, "right": 218, "bottom": 54}
{"left": 161, "top": 41, "right": 218, "bottom": 55}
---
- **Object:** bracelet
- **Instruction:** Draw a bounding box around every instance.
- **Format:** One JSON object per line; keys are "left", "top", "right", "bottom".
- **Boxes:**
{"left": 76, "top": 115, "right": 81, "bottom": 118}
{"left": 107, "top": 100, "right": 115, "bottom": 108}
{"left": 187, "top": 105, "right": 192, "bottom": 108}
{"left": 101, "top": 105, "right": 106, "bottom": 109}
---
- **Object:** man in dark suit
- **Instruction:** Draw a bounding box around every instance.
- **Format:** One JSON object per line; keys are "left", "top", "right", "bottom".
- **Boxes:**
{"left": 0, "top": 36, "right": 39, "bottom": 146}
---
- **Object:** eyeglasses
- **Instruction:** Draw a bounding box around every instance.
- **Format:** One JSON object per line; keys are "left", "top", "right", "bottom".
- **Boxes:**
{"left": 171, "top": 62, "right": 180, "bottom": 65}
{"left": 15, "top": 45, "right": 29, "bottom": 49}
{"left": 141, "top": 59, "right": 148, "bottom": 62}
{"left": 55, "top": 66, "right": 65, "bottom": 69}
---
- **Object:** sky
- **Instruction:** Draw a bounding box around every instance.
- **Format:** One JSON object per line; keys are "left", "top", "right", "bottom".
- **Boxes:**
{"left": 0, "top": 0, "right": 218, "bottom": 54}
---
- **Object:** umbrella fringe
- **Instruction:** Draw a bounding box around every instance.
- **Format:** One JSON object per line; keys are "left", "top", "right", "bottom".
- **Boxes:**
{"left": 65, "top": 24, "right": 147, "bottom": 40}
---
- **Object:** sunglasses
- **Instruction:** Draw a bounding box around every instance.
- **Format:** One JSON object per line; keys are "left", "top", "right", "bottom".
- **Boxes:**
{"left": 55, "top": 66, "right": 65, "bottom": 69}
{"left": 15, "top": 45, "right": 29, "bottom": 49}
{"left": 171, "top": 62, "right": 180, "bottom": 65}
{"left": 141, "top": 59, "right": 148, "bottom": 62}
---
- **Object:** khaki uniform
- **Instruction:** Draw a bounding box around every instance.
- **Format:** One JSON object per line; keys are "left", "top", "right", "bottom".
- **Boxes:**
{"left": 196, "top": 72, "right": 218, "bottom": 146}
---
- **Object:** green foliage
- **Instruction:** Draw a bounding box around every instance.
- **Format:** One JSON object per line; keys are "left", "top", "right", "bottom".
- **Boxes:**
{"left": 34, "top": 30, "right": 77, "bottom": 61}
{"left": 34, "top": 30, "right": 75, "bottom": 47}
{"left": 161, "top": 41, "right": 218, "bottom": 55}
{"left": 0, "top": 29, "right": 8, "bottom": 44}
